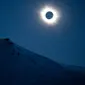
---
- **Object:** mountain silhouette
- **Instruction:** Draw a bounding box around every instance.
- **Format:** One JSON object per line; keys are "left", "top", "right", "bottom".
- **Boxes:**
{"left": 0, "top": 38, "right": 85, "bottom": 85}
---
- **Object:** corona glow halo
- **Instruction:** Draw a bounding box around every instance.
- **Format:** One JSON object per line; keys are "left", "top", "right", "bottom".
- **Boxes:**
{"left": 40, "top": 6, "right": 60, "bottom": 25}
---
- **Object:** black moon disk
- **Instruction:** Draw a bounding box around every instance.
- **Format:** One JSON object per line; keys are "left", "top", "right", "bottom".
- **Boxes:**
{"left": 46, "top": 11, "right": 53, "bottom": 19}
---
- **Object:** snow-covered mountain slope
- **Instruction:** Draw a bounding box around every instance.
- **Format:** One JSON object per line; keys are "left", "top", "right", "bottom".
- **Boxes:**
{"left": 63, "top": 64, "right": 85, "bottom": 73}
{"left": 0, "top": 38, "right": 85, "bottom": 85}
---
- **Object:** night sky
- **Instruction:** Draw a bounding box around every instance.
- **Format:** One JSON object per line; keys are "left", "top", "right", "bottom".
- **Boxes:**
{"left": 0, "top": 0, "right": 85, "bottom": 66}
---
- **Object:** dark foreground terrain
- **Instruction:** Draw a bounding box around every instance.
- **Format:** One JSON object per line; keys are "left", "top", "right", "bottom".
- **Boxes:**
{"left": 0, "top": 38, "right": 85, "bottom": 85}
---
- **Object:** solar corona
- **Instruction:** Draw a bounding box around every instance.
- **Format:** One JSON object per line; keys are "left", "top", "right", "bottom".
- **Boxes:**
{"left": 40, "top": 6, "right": 60, "bottom": 25}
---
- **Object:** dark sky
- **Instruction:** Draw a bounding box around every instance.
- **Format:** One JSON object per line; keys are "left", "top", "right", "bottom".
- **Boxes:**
{"left": 0, "top": 0, "right": 85, "bottom": 66}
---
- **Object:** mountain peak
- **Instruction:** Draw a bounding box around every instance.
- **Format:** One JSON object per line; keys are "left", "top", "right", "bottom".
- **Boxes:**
{"left": 0, "top": 38, "right": 10, "bottom": 41}
{"left": 0, "top": 38, "right": 13, "bottom": 45}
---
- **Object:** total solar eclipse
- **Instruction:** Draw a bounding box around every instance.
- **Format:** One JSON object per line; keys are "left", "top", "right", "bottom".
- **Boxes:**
{"left": 46, "top": 11, "right": 53, "bottom": 19}
{"left": 40, "top": 6, "right": 60, "bottom": 25}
